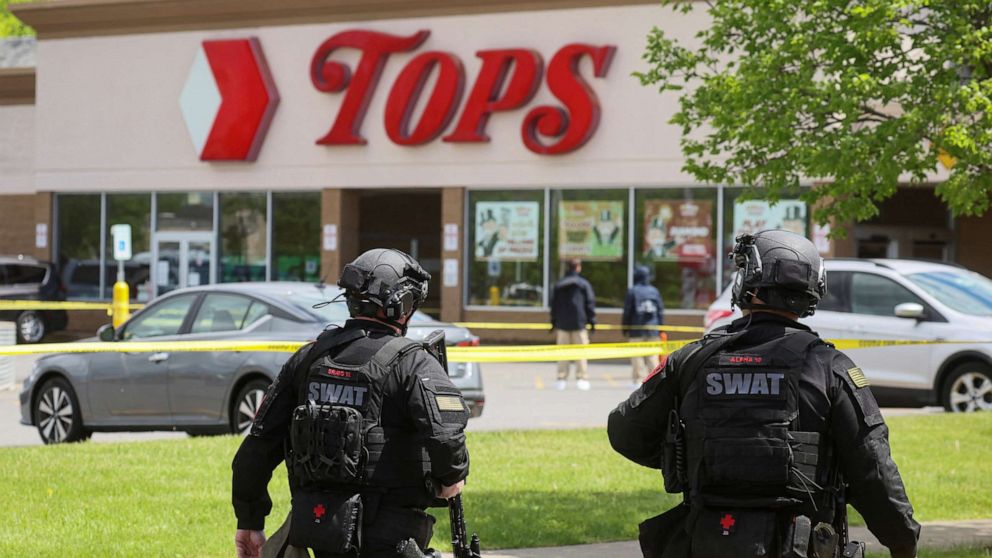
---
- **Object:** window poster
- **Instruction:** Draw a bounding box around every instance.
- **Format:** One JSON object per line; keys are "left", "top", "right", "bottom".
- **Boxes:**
{"left": 558, "top": 201, "right": 624, "bottom": 260}
{"left": 733, "top": 200, "right": 807, "bottom": 238}
{"left": 642, "top": 199, "right": 714, "bottom": 262}
{"left": 474, "top": 201, "right": 540, "bottom": 261}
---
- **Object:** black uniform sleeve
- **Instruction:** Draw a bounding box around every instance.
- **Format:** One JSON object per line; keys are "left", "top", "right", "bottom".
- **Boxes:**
{"left": 549, "top": 286, "right": 558, "bottom": 329}
{"left": 403, "top": 350, "right": 470, "bottom": 486}
{"left": 584, "top": 280, "right": 597, "bottom": 326}
{"left": 607, "top": 347, "right": 685, "bottom": 468}
{"left": 231, "top": 344, "right": 312, "bottom": 531}
{"left": 828, "top": 352, "right": 921, "bottom": 558}
{"left": 622, "top": 289, "right": 635, "bottom": 330}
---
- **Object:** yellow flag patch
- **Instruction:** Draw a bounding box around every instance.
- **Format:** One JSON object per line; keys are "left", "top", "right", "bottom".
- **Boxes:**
{"left": 435, "top": 395, "right": 465, "bottom": 412}
{"left": 847, "top": 367, "right": 870, "bottom": 388}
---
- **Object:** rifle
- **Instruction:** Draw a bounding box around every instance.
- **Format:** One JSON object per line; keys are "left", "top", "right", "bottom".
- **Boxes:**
{"left": 423, "top": 329, "right": 448, "bottom": 374}
{"left": 422, "top": 330, "right": 483, "bottom": 558}
{"left": 449, "top": 494, "right": 481, "bottom": 558}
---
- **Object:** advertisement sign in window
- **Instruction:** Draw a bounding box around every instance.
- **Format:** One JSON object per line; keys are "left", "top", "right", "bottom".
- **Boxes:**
{"left": 474, "top": 201, "right": 540, "bottom": 261}
{"left": 642, "top": 200, "right": 714, "bottom": 263}
{"left": 733, "top": 200, "right": 807, "bottom": 237}
{"left": 557, "top": 201, "right": 624, "bottom": 260}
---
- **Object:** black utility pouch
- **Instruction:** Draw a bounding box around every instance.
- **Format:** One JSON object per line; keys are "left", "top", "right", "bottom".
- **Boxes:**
{"left": 690, "top": 508, "right": 779, "bottom": 558}
{"left": 290, "top": 404, "right": 365, "bottom": 485}
{"left": 288, "top": 491, "right": 363, "bottom": 554}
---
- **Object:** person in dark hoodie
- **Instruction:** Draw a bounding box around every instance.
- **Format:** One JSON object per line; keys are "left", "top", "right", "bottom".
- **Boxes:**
{"left": 550, "top": 258, "right": 597, "bottom": 390}
{"left": 622, "top": 264, "right": 665, "bottom": 386}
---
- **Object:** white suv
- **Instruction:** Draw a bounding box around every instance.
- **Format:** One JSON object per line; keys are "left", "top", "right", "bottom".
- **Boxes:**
{"left": 706, "top": 259, "right": 992, "bottom": 412}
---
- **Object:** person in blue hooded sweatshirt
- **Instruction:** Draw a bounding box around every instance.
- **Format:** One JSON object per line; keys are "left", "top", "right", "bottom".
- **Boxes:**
{"left": 622, "top": 264, "right": 665, "bottom": 386}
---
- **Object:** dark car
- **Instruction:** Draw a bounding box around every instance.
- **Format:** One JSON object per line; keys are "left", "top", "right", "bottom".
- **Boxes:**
{"left": 20, "top": 282, "right": 484, "bottom": 444}
{"left": 0, "top": 255, "right": 68, "bottom": 343}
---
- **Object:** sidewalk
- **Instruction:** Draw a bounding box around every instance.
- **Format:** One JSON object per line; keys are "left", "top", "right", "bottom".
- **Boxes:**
{"left": 481, "top": 520, "right": 992, "bottom": 557}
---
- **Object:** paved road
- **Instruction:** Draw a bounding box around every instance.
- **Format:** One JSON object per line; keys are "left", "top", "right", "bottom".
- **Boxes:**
{"left": 0, "top": 355, "right": 941, "bottom": 447}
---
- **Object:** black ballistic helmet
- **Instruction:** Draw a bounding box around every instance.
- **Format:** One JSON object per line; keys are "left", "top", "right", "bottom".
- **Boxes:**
{"left": 337, "top": 249, "right": 431, "bottom": 326}
{"left": 730, "top": 230, "right": 827, "bottom": 318}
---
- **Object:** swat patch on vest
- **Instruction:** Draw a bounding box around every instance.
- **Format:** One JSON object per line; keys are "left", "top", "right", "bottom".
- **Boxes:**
{"left": 705, "top": 371, "right": 786, "bottom": 398}
{"left": 718, "top": 353, "right": 766, "bottom": 366}
{"left": 307, "top": 381, "right": 369, "bottom": 407}
{"left": 847, "top": 366, "right": 869, "bottom": 388}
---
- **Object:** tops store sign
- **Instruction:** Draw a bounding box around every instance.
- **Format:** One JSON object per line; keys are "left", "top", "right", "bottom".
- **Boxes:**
{"left": 180, "top": 30, "right": 616, "bottom": 162}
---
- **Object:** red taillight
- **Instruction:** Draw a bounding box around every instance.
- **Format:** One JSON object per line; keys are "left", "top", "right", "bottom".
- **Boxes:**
{"left": 704, "top": 309, "right": 733, "bottom": 330}
{"left": 456, "top": 337, "right": 480, "bottom": 347}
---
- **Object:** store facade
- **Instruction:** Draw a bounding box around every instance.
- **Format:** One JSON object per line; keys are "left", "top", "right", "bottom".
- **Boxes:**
{"left": 2, "top": 0, "right": 986, "bottom": 339}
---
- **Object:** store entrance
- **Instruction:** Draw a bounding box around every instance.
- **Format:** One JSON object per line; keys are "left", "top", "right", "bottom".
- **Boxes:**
{"left": 854, "top": 187, "right": 951, "bottom": 261}
{"left": 153, "top": 232, "right": 215, "bottom": 297}
{"left": 358, "top": 190, "right": 442, "bottom": 315}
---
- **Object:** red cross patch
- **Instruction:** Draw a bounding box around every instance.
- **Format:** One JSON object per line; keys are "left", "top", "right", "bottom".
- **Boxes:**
{"left": 313, "top": 504, "right": 326, "bottom": 521}
{"left": 719, "top": 513, "right": 736, "bottom": 535}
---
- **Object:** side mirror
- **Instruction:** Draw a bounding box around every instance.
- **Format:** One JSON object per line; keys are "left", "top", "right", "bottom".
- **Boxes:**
{"left": 894, "top": 302, "right": 926, "bottom": 320}
{"left": 97, "top": 324, "right": 116, "bottom": 342}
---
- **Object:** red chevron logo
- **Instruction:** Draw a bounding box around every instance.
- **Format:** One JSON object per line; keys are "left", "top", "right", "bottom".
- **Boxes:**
{"left": 180, "top": 38, "right": 279, "bottom": 161}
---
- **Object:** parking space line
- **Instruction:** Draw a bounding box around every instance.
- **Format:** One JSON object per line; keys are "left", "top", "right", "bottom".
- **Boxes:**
{"left": 534, "top": 376, "right": 545, "bottom": 390}
{"left": 602, "top": 373, "right": 619, "bottom": 387}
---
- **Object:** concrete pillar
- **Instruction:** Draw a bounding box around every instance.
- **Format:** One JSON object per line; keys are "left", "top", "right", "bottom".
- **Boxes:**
{"left": 440, "top": 187, "right": 465, "bottom": 323}
{"left": 321, "top": 188, "right": 360, "bottom": 283}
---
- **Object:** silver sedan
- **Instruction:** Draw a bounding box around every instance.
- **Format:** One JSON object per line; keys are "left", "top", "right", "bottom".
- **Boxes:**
{"left": 19, "top": 282, "right": 484, "bottom": 444}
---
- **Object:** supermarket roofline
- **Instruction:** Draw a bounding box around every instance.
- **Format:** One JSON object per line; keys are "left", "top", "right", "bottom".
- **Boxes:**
{"left": 12, "top": 0, "right": 663, "bottom": 40}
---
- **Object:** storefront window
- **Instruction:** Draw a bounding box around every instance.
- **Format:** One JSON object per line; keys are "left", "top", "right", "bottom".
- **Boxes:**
{"left": 272, "top": 192, "right": 321, "bottom": 282}
{"left": 57, "top": 194, "right": 102, "bottom": 299}
{"left": 104, "top": 194, "right": 152, "bottom": 301}
{"left": 721, "top": 188, "right": 808, "bottom": 288}
{"left": 467, "top": 190, "right": 544, "bottom": 307}
{"left": 634, "top": 188, "right": 718, "bottom": 310}
{"left": 156, "top": 192, "right": 213, "bottom": 231}
{"left": 550, "top": 189, "right": 628, "bottom": 308}
{"left": 219, "top": 192, "right": 267, "bottom": 282}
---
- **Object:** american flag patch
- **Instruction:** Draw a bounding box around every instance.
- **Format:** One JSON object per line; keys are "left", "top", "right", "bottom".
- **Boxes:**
{"left": 847, "top": 367, "right": 870, "bottom": 388}
{"left": 435, "top": 395, "right": 465, "bottom": 412}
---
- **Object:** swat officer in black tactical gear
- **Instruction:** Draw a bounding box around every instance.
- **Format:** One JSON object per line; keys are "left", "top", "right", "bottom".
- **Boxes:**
{"left": 232, "top": 248, "right": 470, "bottom": 558}
{"left": 607, "top": 230, "right": 920, "bottom": 558}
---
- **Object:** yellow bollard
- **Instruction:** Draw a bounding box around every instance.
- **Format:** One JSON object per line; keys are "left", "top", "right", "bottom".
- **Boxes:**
{"left": 488, "top": 286, "right": 500, "bottom": 306}
{"left": 112, "top": 280, "right": 131, "bottom": 328}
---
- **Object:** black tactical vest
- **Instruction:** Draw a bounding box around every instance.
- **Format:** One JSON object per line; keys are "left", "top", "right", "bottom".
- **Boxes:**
{"left": 288, "top": 329, "right": 432, "bottom": 492}
{"left": 678, "top": 328, "right": 836, "bottom": 522}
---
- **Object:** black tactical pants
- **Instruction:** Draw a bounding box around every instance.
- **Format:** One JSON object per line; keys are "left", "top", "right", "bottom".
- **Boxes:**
{"left": 314, "top": 506, "right": 435, "bottom": 558}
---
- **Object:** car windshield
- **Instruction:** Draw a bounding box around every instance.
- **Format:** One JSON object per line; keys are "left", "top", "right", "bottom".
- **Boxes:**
{"left": 907, "top": 271, "right": 992, "bottom": 316}
{"left": 271, "top": 286, "right": 436, "bottom": 325}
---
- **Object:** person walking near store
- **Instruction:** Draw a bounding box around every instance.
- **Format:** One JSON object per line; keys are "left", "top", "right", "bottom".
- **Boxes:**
{"left": 550, "top": 257, "right": 596, "bottom": 391}
{"left": 622, "top": 264, "right": 665, "bottom": 387}
{"left": 607, "top": 230, "right": 919, "bottom": 558}
{"left": 231, "top": 248, "right": 470, "bottom": 558}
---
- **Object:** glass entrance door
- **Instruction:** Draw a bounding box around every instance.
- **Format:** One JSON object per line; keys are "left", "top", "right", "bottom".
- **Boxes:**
{"left": 153, "top": 233, "right": 214, "bottom": 297}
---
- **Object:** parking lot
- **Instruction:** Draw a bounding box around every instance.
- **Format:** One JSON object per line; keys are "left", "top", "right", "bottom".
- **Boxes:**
{"left": 0, "top": 354, "right": 940, "bottom": 447}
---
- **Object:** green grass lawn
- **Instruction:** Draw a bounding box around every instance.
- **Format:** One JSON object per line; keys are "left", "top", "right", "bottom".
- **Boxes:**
{"left": 0, "top": 413, "right": 989, "bottom": 557}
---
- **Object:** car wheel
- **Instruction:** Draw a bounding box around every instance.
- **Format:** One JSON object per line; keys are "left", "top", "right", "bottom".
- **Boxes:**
{"left": 33, "top": 377, "right": 92, "bottom": 444}
{"left": 231, "top": 379, "right": 269, "bottom": 435}
{"left": 16, "top": 311, "right": 46, "bottom": 344}
{"left": 942, "top": 363, "right": 992, "bottom": 413}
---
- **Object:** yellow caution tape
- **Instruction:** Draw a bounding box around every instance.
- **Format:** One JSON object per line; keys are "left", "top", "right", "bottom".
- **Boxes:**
{"left": 0, "top": 340, "right": 306, "bottom": 357}
{"left": 453, "top": 322, "right": 705, "bottom": 333}
{"left": 0, "top": 337, "right": 987, "bottom": 361}
{"left": 0, "top": 301, "right": 144, "bottom": 311}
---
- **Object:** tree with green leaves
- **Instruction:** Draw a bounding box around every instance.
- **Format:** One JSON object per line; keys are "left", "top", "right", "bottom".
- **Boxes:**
{"left": 1, "top": 0, "right": 33, "bottom": 38}
{"left": 639, "top": 1, "right": 992, "bottom": 230}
